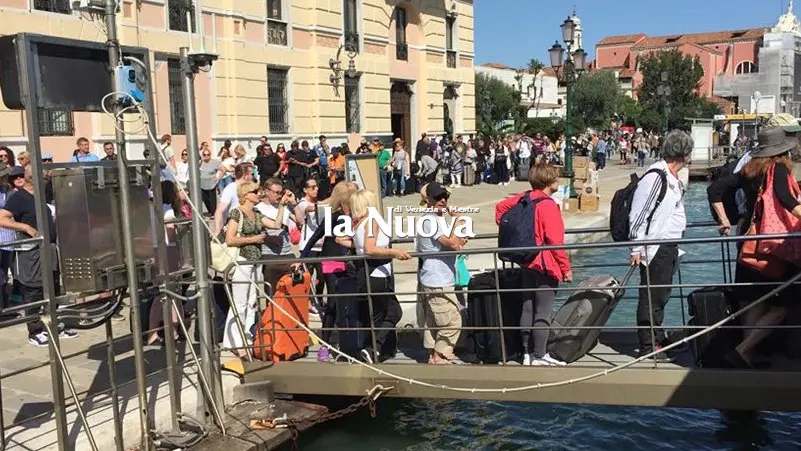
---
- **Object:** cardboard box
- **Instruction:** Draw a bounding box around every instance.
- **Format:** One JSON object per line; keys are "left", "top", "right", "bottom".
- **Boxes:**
{"left": 589, "top": 169, "right": 600, "bottom": 186}
{"left": 574, "top": 166, "right": 591, "bottom": 181}
{"left": 573, "top": 156, "right": 590, "bottom": 169}
{"left": 579, "top": 194, "right": 600, "bottom": 212}
{"left": 579, "top": 183, "right": 597, "bottom": 197}
{"left": 564, "top": 198, "right": 579, "bottom": 212}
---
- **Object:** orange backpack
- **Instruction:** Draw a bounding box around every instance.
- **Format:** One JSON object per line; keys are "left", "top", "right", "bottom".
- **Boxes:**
{"left": 252, "top": 271, "right": 312, "bottom": 361}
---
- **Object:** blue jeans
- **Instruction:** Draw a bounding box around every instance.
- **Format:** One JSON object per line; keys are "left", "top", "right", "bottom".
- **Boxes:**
{"left": 393, "top": 169, "right": 406, "bottom": 195}
{"left": 597, "top": 152, "right": 606, "bottom": 169}
{"left": 380, "top": 169, "right": 392, "bottom": 197}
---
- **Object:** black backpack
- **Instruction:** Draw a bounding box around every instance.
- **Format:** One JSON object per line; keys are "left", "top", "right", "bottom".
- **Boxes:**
{"left": 610, "top": 168, "right": 667, "bottom": 242}
{"left": 498, "top": 192, "right": 549, "bottom": 265}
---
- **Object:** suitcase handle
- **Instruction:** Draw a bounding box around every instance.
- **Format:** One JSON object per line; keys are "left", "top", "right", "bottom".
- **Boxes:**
{"left": 614, "top": 265, "right": 638, "bottom": 298}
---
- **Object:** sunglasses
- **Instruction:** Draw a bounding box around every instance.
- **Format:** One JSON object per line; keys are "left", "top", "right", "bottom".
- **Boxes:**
{"left": 202, "top": 153, "right": 211, "bottom": 157}
{"left": 10, "top": 175, "right": 24, "bottom": 181}
{"left": 249, "top": 189, "right": 260, "bottom": 195}
{"left": 182, "top": 153, "right": 188, "bottom": 157}
{"left": 0, "top": 154, "right": 7, "bottom": 159}
{"left": 434, "top": 194, "right": 449, "bottom": 202}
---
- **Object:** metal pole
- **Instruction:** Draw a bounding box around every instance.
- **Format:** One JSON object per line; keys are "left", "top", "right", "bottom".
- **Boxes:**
{"left": 563, "top": 59, "right": 575, "bottom": 198}
{"left": 104, "top": 2, "right": 152, "bottom": 449}
{"left": 105, "top": 320, "right": 125, "bottom": 451}
{"left": 16, "top": 34, "right": 70, "bottom": 451}
{"left": 179, "top": 47, "right": 224, "bottom": 421}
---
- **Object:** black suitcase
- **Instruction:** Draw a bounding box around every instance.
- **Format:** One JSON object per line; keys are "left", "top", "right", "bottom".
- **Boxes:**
{"left": 687, "top": 287, "right": 739, "bottom": 367}
{"left": 334, "top": 275, "right": 369, "bottom": 358}
{"left": 466, "top": 269, "right": 524, "bottom": 364}
{"left": 547, "top": 267, "right": 635, "bottom": 363}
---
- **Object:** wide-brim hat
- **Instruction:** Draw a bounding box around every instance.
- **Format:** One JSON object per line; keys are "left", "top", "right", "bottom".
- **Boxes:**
{"left": 752, "top": 126, "right": 797, "bottom": 158}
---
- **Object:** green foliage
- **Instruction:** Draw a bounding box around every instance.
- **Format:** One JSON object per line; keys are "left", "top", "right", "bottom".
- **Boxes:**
{"left": 615, "top": 95, "right": 643, "bottom": 126}
{"left": 522, "top": 118, "right": 566, "bottom": 141}
{"left": 636, "top": 49, "right": 720, "bottom": 129}
{"left": 475, "top": 72, "right": 520, "bottom": 135}
{"left": 527, "top": 58, "right": 545, "bottom": 76}
{"left": 571, "top": 71, "right": 622, "bottom": 131}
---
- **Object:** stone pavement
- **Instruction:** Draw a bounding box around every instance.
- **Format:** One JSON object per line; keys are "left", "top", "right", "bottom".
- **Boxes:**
{"left": 0, "top": 163, "right": 641, "bottom": 450}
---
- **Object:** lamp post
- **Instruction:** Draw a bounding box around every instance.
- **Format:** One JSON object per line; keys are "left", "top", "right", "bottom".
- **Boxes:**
{"left": 548, "top": 15, "right": 587, "bottom": 198}
{"left": 657, "top": 71, "right": 671, "bottom": 136}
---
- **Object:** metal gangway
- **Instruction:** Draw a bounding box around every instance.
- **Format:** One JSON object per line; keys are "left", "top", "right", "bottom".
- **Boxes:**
{"left": 237, "top": 223, "right": 801, "bottom": 412}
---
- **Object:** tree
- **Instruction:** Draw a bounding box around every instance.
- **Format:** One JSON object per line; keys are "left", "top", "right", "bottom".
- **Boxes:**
{"left": 526, "top": 58, "right": 546, "bottom": 117}
{"left": 615, "top": 95, "right": 643, "bottom": 127}
{"left": 636, "top": 49, "right": 719, "bottom": 130}
{"left": 475, "top": 72, "right": 519, "bottom": 136}
{"left": 571, "top": 71, "right": 621, "bottom": 131}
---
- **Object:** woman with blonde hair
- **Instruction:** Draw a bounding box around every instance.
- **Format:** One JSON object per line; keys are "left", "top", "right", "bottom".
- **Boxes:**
{"left": 300, "top": 181, "right": 358, "bottom": 361}
{"left": 223, "top": 180, "right": 294, "bottom": 359}
{"left": 342, "top": 189, "right": 410, "bottom": 363}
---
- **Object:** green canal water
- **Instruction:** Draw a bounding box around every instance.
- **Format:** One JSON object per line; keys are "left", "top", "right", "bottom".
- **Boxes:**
{"left": 284, "top": 183, "right": 801, "bottom": 450}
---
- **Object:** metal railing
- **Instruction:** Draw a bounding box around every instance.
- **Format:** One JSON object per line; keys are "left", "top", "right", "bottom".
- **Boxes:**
{"left": 214, "top": 222, "right": 801, "bottom": 370}
{"left": 3, "top": 220, "right": 801, "bottom": 450}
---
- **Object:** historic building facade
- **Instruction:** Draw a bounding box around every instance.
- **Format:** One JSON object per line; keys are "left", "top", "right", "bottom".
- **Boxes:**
{"left": 0, "top": 0, "right": 475, "bottom": 161}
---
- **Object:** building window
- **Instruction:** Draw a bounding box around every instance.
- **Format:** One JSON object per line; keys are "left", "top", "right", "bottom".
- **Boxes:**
{"left": 267, "top": 0, "right": 288, "bottom": 46}
{"left": 344, "top": 75, "right": 361, "bottom": 133}
{"left": 33, "top": 0, "right": 71, "bottom": 14}
{"left": 446, "top": 15, "right": 456, "bottom": 68}
{"left": 343, "top": 0, "right": 359, "bottom": 53}
{"left": 395, "top": 8, "right": 408, "bottom": 61}
{"left": 37, "top": 108, "right": 74, "bottom": 136}
{"left": 168, "top": 0, "right": 195, "bottom": 32}
{"left": 167, "top": 60, "right": 186, "bottom": 135}
{"left": 267, "top": 68, "right": 289, "bottom": 134}
{"left": 736, "top": 61, "right": 757, "bottom": 74}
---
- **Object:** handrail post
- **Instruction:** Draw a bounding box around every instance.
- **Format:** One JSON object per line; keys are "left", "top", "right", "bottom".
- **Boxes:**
{"left": 16, "top": 33, "right": 69, "bottom": 451}
{"left": 105, "top": 318, "right": 124, "bottom": 451}
{"left": 492, "top": 252, "right": 508, "bottom": 365}
{"left": 364, "top": 257, "right": 380, "bottom": 362}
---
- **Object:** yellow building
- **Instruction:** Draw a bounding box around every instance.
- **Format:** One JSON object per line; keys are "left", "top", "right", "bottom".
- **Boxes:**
{"left": 0, "top": 0, "right": 475, "bottom": 161}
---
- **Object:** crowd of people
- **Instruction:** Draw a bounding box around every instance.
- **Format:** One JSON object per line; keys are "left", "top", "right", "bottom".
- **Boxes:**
{"left": 0, "top": 118, "right": 798, "bottom": 372}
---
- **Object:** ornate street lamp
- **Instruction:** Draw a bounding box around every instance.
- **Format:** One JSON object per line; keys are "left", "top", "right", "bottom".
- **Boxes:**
{"left": 548, "top": 16, "right": 587, "bottom": 198}
{"left": 657, "top": 71, "right": 671, "bottom": 136}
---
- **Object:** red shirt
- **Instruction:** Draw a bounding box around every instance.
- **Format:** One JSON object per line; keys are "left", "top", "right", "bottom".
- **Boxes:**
{"left": 494, "top": 190, "right": 571, "bottom": 280}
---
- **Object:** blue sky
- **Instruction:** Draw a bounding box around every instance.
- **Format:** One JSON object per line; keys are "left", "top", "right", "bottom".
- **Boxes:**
{"left": 475, "top": 0, "right": 792, "bottom": 66}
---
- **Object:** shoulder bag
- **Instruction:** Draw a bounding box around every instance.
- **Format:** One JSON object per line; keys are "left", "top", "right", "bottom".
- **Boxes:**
{"left": 210, "top": 207, "right": 245, "bottom": 274}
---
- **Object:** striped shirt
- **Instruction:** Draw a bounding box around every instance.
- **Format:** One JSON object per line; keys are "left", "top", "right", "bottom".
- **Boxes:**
{"left": 0, "top": 188, "right": 17, "bottom": 250}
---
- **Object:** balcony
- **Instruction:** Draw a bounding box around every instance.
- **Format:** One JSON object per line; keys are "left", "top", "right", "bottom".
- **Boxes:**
{"left": 267, "top": 21, "right": 288, "bottom": 46}
{"left": 396, "top": 42, "right": 408, "bottom": 61}
{"left": 344, "top": 32, "right": 359, "bottom": 53}
{"left": 446, "top": 50, "right": 457, "bottom": 68}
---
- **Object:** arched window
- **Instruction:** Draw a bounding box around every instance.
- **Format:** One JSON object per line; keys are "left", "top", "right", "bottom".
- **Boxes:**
{"left": 736, "top": 61, "right": 757, "bottom": 74}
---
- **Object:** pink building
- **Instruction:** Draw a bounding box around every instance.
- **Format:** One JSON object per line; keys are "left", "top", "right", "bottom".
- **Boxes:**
{"left": 595, "top": 29, "right": 764, "bottom": 101}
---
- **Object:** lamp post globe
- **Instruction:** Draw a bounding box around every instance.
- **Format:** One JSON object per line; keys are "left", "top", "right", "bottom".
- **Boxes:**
{"left": 549, "top": 41, "right": 564, "bottom": 69}
{"left": 561, "top": 16, "right": 575, "bottom": 44}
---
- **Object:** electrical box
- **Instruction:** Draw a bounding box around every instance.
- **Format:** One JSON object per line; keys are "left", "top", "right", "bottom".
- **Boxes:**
{"left": 114, "top": 64, "right": 146, "bottom": 105}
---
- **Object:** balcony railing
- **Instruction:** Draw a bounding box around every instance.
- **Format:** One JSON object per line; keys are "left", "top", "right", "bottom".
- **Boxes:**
{"left": 344, "top": 32, "right": 359, "bottom": 53}
{"left": 267, "top": 21, "right": 288, "bottom": 46}
{"left": 446, "top": 50, "right": 457, "bottom": 68}
{"left": 396, "top": 42, "right": 408, "bottom": 61}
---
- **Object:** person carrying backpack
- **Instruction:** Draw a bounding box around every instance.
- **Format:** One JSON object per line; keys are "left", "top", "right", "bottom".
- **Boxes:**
{"left": 627, "top": 130, "right": 693, "bottom": 362}
{"left": 495, "top": 163, "right": 572, "bottom": 366}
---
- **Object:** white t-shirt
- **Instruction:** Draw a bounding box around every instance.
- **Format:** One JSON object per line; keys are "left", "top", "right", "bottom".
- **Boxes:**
{"left": 222, "top": 157, "right": 236, "bottom": 176}
{"left": 518, "top": 140, "right": 532, "bottom": 159}
{"left": 352, "top": 220, "right": 392, "bottom": 278}
{"left": 175, "top": 161, "right": 189, "bottom": 185}
{"left": 219, "top": 182, "right": 239, "bottom": 224}
{"left": 298, "top": 198, "right": 322, "bottom": 252}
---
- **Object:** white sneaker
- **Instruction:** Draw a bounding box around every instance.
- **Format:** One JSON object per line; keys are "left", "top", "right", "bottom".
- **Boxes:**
{"left": 542, "top": 353, "right": 566, "bottom": 366}
{"left": 530, "top": 357, "right": 555, "bottom": 366}
{"left": 522, "top": 353, "right": 532, "bottom": 366}
{"left": 498, "top": 183, "right": 503, "bottom": 186}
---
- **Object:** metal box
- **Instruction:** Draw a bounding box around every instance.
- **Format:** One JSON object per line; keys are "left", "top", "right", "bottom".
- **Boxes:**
{"left": 50, "top": 163, "right": 154, "bottom": 293}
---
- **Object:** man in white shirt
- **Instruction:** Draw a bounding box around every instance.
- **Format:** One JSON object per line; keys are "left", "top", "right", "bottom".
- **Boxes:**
{"left": 628, "top": 130, "right": 693, "bottom": 362}
{"left": 517, "top": 135, "right": 532, "bottom": 172}
{"left": 213, "top": 162, "right": 253, "bottom": 235}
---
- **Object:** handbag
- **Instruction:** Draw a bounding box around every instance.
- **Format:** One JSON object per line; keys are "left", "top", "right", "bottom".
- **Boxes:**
{"left": 759, "top": 164, "right": 801, "bottom": 265}
{"left": 210, "top": 207, "right": 244, "bottom": 273}
{"left": 739, "top": 219, "right": 786, "bottom": 280}
{"left": 455, "top": 255, "right": 470, "bottom": 287}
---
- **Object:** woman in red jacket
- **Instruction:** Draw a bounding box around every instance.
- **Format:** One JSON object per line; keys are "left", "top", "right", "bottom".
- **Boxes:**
{"left": 495, "top": 163, "right": 572, "bottom": 366}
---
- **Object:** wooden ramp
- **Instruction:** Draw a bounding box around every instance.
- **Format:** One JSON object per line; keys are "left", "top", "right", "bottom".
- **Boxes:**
{"left": 242, "top": 331, "right": 801, "bottom": 412}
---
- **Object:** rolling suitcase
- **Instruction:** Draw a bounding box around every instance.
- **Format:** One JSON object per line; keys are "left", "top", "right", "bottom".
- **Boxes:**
{"left": 466, "top": 269, "right": 524, "bottom": 364}
{"left": 547, "top": 267, "right": 635, "bottom": 363}
{"left": 253, "top": 270, "right": 311, "bottom": 361}
{"left": 687, "top": 287, "right": 739, "bottom": 367}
